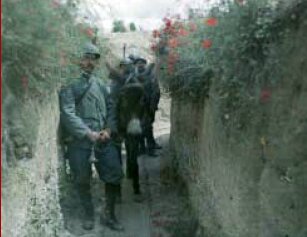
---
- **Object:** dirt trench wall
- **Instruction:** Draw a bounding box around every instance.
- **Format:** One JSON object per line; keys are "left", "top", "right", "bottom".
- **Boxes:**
{"left": 1, "top": 93, "right": 66, "bottom": 237}
{"left": 169, "top": 18, "right": 307, "bottom": 237}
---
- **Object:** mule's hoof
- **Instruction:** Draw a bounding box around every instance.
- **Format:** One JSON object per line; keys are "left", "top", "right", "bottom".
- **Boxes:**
{"left": 147, "top": 150, "right": 158, "bottom": 157}
{"left": 102, "top": 217, "right": 124, "bottom": 231}
{"left": 153, "top": 143, "right": 162, "bottom": 149}
{"left": 82, "top": 219, "right": 94, "bottom": 230}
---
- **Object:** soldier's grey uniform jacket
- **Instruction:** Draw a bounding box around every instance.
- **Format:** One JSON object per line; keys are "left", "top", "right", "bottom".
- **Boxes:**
{"left": 59, "top": 72, "right": 117, "bottom": 148}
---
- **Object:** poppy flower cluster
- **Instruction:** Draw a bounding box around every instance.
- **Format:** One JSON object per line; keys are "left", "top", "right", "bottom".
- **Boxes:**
{"left": 168, "top": 38, "right": 179, "bottom": 48}
{"left": 260, "top": 88, "right": 272, "bottom": 103}
{"left": 152, "top": 15, "right": 219, "bottom": 77}
{"left": 59, "top": 52, "right": 68, "bottom": 66}
{"left": 202, "top": 39, "right": 212, "bottom": 49}
{"left": 152, "top": 30, "right": 160, "bottom": 38}
{"left": 167, "top": 51, "right": 180, "bottom": 74}
{"left": 151, "top": 44, "right": 158, "bottom": 52}
{"left": 152, "top": 18, "right": 192, "bottom": 41}
{"left": 178, "top": 28, "right": 189, "bottom": 37}
{"left": 189, "top": 22, "right": 197, "bottom": 32}
{"left": 85, "top": 28, "right": 94, "bottom": 37}
{"left": 52, "top": 0, "right": 61, "bottom": 8}
{"left": 205, "top": 17, "right": 218, "bottom": 27}
{"left": 20, "top": 76, "right": 29, "bottom": 90}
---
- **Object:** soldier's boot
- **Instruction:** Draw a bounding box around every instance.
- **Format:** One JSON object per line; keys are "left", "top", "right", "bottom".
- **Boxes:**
{"left": 149, "top": 139, "right": 162, "bottom": 150}
{"left": 126, "top": 159, "right": 133, "bottom": 179}
{"left": 116, "top": 184, "right": 122, "bottom": 204}
{"left": 78, "top": 184, "right": 95, "bottom": 230}
{"left": 139, "top": 137, "right": 146, "bottom": 155}
{"left": 147, "top": 149, "right": 158, "bottom": 157}
{"left": 146, "top": 130, "right": 159, "bottom": 156}
{"left": 102, "top": 184, "right": 124, "bottom": 231}
{"left": 82, "top": 203, "right": 94, "bottom": 230}
{"left": 153, "top": 141, "right": 162, "bottom": 150}
{"left": 132, "top": 168, "right": 145, "bottom": 203}
{"left": 148, "top": 127, "right": 162, "bottom": 150}
{"left": 82, "top": 218, "right": 94, "bottom": 231}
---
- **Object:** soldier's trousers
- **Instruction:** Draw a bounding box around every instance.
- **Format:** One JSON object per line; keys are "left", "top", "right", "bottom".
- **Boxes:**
{"left": 142, "top": 109, "right": 157, "bottom": 150}
{"left": 66, "top": 141, "right": 123, "bottom": 217}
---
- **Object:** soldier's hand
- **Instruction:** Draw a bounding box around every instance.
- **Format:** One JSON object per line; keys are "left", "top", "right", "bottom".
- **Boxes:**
{"left": 99, "top": 129, "right": 111, "bottom": 142}
{"left": 86, "top": 131, "right": 100, "bottom": 142}
{"left": 105, "top": 60, "right": 113, "bottom": 70}
{"left": 106, "top": 61, "right": 111, "bottom": 69}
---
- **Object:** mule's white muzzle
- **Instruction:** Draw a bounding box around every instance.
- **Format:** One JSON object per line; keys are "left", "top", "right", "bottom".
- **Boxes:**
{"left": 127, "top": 118, "right": 142, "bottom": 135}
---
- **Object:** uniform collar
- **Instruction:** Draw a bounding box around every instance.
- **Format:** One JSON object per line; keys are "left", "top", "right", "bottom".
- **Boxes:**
{"left": 81, "top": 71, "right": 96, "bottom": 83}
{"left": 81, "top": 71, "right": 91, "bottom": 79}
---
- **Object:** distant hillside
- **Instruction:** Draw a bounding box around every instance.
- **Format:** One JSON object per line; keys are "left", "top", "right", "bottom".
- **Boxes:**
{"left": 104, "top": 32, "right": 154, "bottom": 63}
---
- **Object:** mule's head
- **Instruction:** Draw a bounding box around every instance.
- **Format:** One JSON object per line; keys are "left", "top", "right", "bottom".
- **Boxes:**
{"left": 118, "top": 83, "right": 144, "bottom": 136}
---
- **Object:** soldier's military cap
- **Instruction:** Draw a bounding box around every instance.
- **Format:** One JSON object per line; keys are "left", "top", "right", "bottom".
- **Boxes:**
{"left": 119, "top": 58, "right": 133, "bottom": 66}
{"left": 133, "top": 56, "right": 147, "bottom": 65}
{"left": 83, "top": 42, "right": 100, "bottom": 59}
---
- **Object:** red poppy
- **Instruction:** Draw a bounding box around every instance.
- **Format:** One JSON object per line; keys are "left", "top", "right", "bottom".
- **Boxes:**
{"left": 189, "top": 22, "right": 197, "bottom": 32}
{"left": 175, "top": 14, "right": 181, "bottom": 20}
{"left": 169, "top": 51, "right": 179, "bottom": 60}
{"left": 60, "top": 54, "right": 67, "bottom": 66}
{"left": 21, "top": 77, "right": 28, "bottom": 90}
{"left": 152, "top": 30, "right": 160, "bottom": 38}
{"left": 164, "top": 18, "right": 172, "bottom": 28}
{"left": 168, "top": 38, "right": 179, "bottom": 48}
{"left": 260, "top": 88, "right": 272, "bottom": 103}
{"left": 205, "top": 17, "right": 218, "bottom": 26}
{"left": 86, "top": 28, "right": 94, "bottom": 37}
{"left": 168, "top": 64, "right": 174, "bottom": 74}
{"left": 150, "top": 44, "right": 158, "bottom": 52}
{"left": 151, "top": 211, "right": 161, "bottom": 217}
{"left": 152, "top": 233, "right": 163, "bottom": 237}
{"left": 52, "top": 0, "right": 60, "bottom": 8}
{"left": 202, "top": 39, "right": 212, "bottom": 49}
{"left": 174, "top": 21, "right": 184, "bottom": 28}
{"left": 178, "top": 28, "right": 189, "bottom": 37}
{"left": 167, "top": 56, "right": 177, "bottom": 64}
{"left": 167, "top": 52, "right": 180, "bottom": 70}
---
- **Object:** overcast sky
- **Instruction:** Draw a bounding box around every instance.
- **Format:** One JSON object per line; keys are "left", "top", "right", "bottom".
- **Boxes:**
{"left": 78, "top": 0, "right": 219, "bottom": 32}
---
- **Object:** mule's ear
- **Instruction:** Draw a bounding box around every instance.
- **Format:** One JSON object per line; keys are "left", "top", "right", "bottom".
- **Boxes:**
{"left": 146, "top": 63, "right": 156, "bottom": 76}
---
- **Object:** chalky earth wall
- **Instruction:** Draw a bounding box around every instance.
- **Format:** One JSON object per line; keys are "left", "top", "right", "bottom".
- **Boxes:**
{"left": 159, "top": 1, "right": 307, "bottom": 236}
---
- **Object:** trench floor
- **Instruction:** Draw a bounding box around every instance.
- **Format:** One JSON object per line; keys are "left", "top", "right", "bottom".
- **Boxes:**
{"left": 60, "top": 96, "right": 195, "bottom": 237}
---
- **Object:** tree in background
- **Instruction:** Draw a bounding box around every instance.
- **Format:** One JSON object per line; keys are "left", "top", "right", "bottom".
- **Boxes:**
{"left": 112, "top": 20, "right": 127, "bottom": 33}
{"left": 129, "top": 22, "right": 137, "bottom": 32}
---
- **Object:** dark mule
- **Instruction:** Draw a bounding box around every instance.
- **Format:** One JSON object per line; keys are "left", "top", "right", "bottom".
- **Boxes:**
{"left": 117, "top": 81, "right": 145, "bottom": 196}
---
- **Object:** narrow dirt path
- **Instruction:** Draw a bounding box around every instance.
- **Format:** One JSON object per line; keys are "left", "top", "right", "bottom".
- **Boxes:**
{"left": 60, "top": 96, "right": 194, "bottom": 237}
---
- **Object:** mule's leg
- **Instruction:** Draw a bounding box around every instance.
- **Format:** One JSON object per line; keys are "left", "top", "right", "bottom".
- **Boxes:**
{"left": 125, "top": 139, "right": 133, "bottom": 179}
{"left": 126, "top": 136, "right": 141, "bottom": 194}
{"left": 139, "top": 135, "right": 146, "bottom": 155}
{"left": 131, "top": 136, "right": 140, "bottom": 195}
{"left": 143, "top": 111, "right": 158, "bottom": 157}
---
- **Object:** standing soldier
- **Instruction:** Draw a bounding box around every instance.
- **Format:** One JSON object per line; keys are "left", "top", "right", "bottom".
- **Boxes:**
{"left": 59, "top": 43, "right": 124, "bottom": 231}
{"left": 133, "top": 56, "right": 162, "bottom": 157}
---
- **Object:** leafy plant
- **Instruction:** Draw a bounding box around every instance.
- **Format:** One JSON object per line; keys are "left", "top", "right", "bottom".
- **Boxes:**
{"left": 129, "top": 22, "right": 137, "bottom": 32}
{"left": 112, "top": 20, "right": 127, "bottom": 33}
{"left": 153, "top": 0, "right": 306, "bottom": 131}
